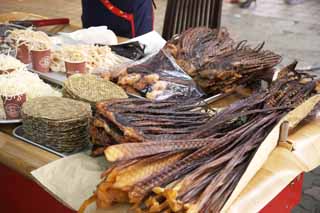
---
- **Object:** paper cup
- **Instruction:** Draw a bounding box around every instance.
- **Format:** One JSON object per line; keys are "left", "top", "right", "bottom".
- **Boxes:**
{"left": 1, "top": 93, "right": 26, "bottom": 119}
{"left": 16, "top": 41, "right": 30, "bottom": 64}
{"left": 65, "top": 61, "right": 86, "bottom": 77}
{"left": 31, "top": 49, "right": 51, "bottom": 72}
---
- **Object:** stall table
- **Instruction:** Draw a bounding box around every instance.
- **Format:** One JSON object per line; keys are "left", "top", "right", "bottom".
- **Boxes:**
{"left": 0, "top": 11, "right": 83, "bottom": 212}
{"left": 0, "top": 121, "right": 304, "bottom": 213}
{"left": 0, "top": 125, "right": 73, "bottom": 213}
{"left": 0, "top": 11, "right": 306, "bottom": 213}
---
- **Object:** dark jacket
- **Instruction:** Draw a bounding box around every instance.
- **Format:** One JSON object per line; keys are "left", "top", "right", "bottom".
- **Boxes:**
{"left": 81, "top": 0, "right": 153, "bottom": 38}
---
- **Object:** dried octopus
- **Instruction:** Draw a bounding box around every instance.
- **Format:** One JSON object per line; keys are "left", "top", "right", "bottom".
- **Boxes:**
{"left": 80, "top": 61, "right": 320, "bottom": 213}
{"left": 165, "top": 27, "right": 282, "bottom": 95}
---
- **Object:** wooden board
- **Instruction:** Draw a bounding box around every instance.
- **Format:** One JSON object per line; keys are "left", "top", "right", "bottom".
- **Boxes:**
{"left": 0, "top": 131, "right": 59, "bottom": 179}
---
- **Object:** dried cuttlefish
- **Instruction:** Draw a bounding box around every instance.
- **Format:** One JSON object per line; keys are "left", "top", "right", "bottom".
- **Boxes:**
{"left": 165, "top": 27, "right": 282, "bottom": 95}
{"left": 80, "top": 61, "right": 319, "bottom": 213}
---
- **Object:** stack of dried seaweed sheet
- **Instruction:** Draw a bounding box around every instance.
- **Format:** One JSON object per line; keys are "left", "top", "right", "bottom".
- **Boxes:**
{"left": 90, "top": 98, "right": 212, "bottom": 156}
{"left": 21, "top": 97, "right": 92, "bottom": 153}
{"left": 0, "top": 99, "right": 5, "bottom": 119}
{"left": 63, "top": 74, "right": 128, "bottom": 109}
{"left": 165, "top": 27, "right": 282, "bottom": 95}
{"left": 80, "top": 62, "right": 320, "bottom": 213}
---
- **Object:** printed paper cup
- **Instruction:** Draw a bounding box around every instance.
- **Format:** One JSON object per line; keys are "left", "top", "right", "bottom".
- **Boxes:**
{"left": 1, "top": 93, "right": 27, "bottom": 119}
{"left": 31, "top": 49, "right": 51, "bottom": 72}
{"left": 16, "top": 42, "right": 30, "bottom": 64}
{"left": 65, "top": 61, "right": 86, "bottom": 77}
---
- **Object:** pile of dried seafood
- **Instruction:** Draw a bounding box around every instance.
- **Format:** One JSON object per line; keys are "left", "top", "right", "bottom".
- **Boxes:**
{"left": 165, "top": 27, "right": 282, "bottom": 95}
{"left": 113, "top": 49, "right": 204, "bottom": 100}
{"left": 80, "top": 61, "right": 319, "bottom": 213}
{"left": 90, "top": 98, "right": 212, "bottom": 156}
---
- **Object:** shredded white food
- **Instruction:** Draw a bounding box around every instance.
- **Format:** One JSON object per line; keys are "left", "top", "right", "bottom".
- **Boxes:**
{"left": 50, "top": 45, "right": 130, "bottom": 73}
{"left": 0, "top": 55, "right": 61, "bottom": 99}
{"left": 61, "top": 45, "right": 86, "bottom": 62}
{"left": 6, "top": 28, "right": 52, "bottom": 51}
{"left": 0, "top": 54, "right": 27, "bottom": 72}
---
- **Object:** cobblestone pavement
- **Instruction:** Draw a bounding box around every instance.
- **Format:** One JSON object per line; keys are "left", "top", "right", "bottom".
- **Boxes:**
{"left": 221, "top": 0, "right": 320, "bottom": 68}
{"left": 1, "top": 0, "right": 320, "bottom": 212}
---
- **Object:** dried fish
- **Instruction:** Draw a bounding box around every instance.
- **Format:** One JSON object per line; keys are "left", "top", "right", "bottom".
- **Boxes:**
{"left": 80, "top": 61, "right": 319, "bottom": 213}
{"left": 165, "top": 27, "right": 282, "bottom": 95}
{"left": 90, "top": 98, "right": 212, "bottom": 156}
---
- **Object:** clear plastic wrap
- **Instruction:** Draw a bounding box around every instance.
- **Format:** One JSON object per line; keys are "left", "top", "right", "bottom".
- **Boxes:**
{"left": 115, "top": 49, "right": 204, "bottom": 100}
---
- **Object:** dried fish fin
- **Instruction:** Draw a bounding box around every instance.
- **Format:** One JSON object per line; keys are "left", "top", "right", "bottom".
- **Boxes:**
{"left": 95, "top": 153, "right": 185, "bottom": 208}
{"left": 105, "top": 140, "right": 212, "bottom": 162}
{"left": 113, "top": 153, "right": 185, "bottom": 190}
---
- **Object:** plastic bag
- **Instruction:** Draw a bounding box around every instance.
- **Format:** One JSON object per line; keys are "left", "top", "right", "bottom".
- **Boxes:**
{"left": 116, "top": 49, "right": 205, "bottom": 100}
{"left": 109, "top": 41, "right": 145, "bottom": 60}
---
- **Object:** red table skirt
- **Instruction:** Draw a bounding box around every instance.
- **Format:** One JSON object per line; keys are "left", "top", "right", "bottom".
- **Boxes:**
{"left": 0, "top": 163, "right": 74, "bottom": 213}
{"left": 260, "top": 173, "right": 304, "bottom": 212}
{"left": 0, "top": 163, "right": 303, "bottom": 213}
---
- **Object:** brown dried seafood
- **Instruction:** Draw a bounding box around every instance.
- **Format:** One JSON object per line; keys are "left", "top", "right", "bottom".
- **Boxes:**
{"left": 165, "top": 27, "right": 282, "bottom": 95}
{"left": 80, "top": 61, "right": 320, "bottom": 213}
{"left": 90, "top": 98, "right": 212, "bottom": 156}
{"left": 114, "top": 49, "right": 204, "bottom": 100}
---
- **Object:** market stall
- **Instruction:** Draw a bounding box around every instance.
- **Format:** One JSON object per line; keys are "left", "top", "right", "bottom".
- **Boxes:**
{"left": 1, "top": 12, "right": 320, "bottom": 213}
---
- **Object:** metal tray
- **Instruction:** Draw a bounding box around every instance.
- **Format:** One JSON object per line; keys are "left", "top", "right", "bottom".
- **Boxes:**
{"left": 0, "top": 119, "right": 22, "bottom": 124}
{"left": 27, "top": 31, "right": 166, "bottom": 86}
{"left": 13, "top": 126, "right": 90, "bottom": 157}
{"left": 28, "top": 67, "right": 66, "bottom": 86}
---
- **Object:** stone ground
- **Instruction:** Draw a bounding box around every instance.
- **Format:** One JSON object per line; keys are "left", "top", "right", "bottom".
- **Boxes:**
{"left": 1, "top": 0, "right": 320, "bottom": 212}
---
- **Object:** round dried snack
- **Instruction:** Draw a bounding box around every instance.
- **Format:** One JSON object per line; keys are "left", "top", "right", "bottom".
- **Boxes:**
{"left": 21, "top": 96, "right": 92, "bottom": 153}
{"left": 22, "top": 96, "right": 91, "bottom": 121}
{"left": 63, "top": 74, "right": 128, "bottom": 103}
